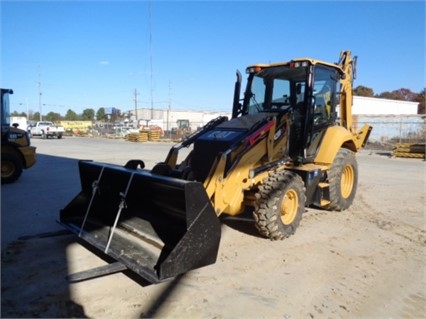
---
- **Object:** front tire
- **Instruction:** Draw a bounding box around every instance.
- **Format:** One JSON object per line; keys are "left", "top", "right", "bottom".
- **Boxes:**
{"left": 326, "top": 148, "right": 358, "bottom": 211}
{"left": 1, "top": 153, "right": 23, "bottom": 184}
{"left": 253, "top": 171, "right": 306, "bottom": 240}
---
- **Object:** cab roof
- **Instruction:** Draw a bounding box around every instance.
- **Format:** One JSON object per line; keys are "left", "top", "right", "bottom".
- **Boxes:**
{"left": 246, "top": 57, "right": 343, "bottom": 72}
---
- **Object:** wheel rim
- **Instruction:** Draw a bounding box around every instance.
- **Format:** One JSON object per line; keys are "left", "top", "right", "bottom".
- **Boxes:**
{"left": 280, "top": 189, "right": 298, "bottom": 225}
{"left": 2, "top": 162, "right": 14, "bottom": 178}
{"left": 341, "top": 164, "right": 354, "bottom": 199}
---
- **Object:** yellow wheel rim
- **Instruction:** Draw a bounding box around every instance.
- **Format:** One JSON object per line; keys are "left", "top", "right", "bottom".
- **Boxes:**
{"left": 1, "top": 162, "right": 14, "bottom": 178}
{"left": 281, "top": 189, "right": 298, "bottom": 225}
{"left": 341, "top": 164, "right": 354, "bottom": 199}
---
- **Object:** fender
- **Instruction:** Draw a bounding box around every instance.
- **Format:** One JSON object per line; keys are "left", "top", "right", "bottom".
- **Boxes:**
{"left": 2, "top": 143, "right": 36, "bottom": 169}
{"left": 314, "top": 126, "right": 356, "bottom": 164}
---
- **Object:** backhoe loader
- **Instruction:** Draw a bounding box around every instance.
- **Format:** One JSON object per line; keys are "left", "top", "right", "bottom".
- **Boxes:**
{"left": 1, "top": 89, "right": 36, "bottom": 183}
{"left": 60, "top": 51, "right": 372, "bottom": 283}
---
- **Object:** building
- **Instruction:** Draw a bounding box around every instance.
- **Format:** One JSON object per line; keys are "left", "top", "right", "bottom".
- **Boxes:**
{"left": 353, "top": 96, "right": 418, "bottom": 115}
{"left": 134, "top": 108, "right": 231, "bottom": 132}
{"left": 132, "top": 96, "right": 424, "bottom": 143}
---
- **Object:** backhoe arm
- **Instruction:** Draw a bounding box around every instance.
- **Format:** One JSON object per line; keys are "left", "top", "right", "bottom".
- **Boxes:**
{"left": 338, "top": 50, "right": 356, "bottom": 133}
{"left": 338, "top": 51, "right": 372, "bottom": 148}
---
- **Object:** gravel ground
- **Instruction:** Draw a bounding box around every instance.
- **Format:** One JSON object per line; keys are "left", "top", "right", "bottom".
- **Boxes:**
{"left": 1, "top": 136, "right": 425, "bottom": 318}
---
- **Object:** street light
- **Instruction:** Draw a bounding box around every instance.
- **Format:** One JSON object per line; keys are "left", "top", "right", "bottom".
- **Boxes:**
{"left": 18, "top": 101, "right": 29, "bottom": 120}
{"left": 38, "top": 88, "right": 42, "bottom": 121}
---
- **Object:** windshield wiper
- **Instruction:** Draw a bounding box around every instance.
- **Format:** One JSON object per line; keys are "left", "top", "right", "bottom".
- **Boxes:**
{"left": 251, "top": 94, "right": 262, "bottom": 112}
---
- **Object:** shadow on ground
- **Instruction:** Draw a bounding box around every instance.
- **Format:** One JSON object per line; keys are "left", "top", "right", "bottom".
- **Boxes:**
{"left": 1, "top": 154, "right": 87, "bottom": 317}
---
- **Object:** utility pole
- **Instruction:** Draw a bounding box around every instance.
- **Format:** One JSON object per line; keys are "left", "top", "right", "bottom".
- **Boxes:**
{"left": 26, "top": 99, "right": 29, "bottom": 121}
{"left": 37, "top": 65, "right": 42, "bottom": 121}
{"left": 148, "top": 0, "right": 154, "bottom": 119}
{"left": 133, "top": 89, "right": 139, "bottom": 123}
{"left": 168, "top": 80, "right": 172, "bottom": 110}
{"left": 167, "top": 81, "right": 172, "bottom": 134}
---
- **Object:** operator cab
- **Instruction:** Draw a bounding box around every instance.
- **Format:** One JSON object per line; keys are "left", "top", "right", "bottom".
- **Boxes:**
{"left": 235, "top": 60, "right": 342, "bottom": 162}
{"left": 1, "top": 89, "right": 13, "bottom": 138}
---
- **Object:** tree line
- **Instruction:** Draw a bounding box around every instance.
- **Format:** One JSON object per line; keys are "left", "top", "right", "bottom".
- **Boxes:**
{"left": 11, "top": 107, "right": 123, "bottom": 123}
{"left": 353, "top": 86, "right": 425, "bottom": 114}
{"left": 11, "top": 86, "right": 426, "bottom": 121}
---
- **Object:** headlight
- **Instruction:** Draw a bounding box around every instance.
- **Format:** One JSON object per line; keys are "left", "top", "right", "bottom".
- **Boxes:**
{"left": 246, "top": 66, "right": 262, "bottom": 74}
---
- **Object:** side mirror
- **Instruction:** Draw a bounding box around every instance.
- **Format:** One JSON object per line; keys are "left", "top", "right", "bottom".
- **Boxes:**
{"left": 352, "top": 56, "right": 358, "bottom": 79}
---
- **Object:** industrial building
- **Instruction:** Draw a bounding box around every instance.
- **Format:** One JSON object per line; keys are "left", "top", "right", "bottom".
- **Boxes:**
{"left": 352, "top": 96, "right": 423, "bottom": 143}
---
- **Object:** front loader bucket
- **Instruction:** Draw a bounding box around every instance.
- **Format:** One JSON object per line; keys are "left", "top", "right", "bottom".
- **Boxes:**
{"left": 60, "top": 160, "right": 221, "bottom": 283}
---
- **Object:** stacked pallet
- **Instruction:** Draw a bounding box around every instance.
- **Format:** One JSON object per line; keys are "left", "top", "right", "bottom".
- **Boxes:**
{"left": 127, "top": 132, "right": 149, "bottom": 142}
{"left": 138, "top": 130, "right": 150, "bottom": 142}
{"left": 149, "top": 129, "right": 161, "bottom": 141}
{"left": 392, "top": 143, "right": 425, "bottom": 159}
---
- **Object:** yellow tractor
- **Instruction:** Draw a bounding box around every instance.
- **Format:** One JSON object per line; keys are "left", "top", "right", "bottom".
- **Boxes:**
{"left": 60, "top": 51, "right": 371, "bottom": 283}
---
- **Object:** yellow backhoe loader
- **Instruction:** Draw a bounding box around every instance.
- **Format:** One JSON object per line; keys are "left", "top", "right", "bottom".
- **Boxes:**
{"left": 1, "top": 89, "right": 36, "bottom": 184}
{"left": 60, "top": 51, "right": 371, "bottom": 283}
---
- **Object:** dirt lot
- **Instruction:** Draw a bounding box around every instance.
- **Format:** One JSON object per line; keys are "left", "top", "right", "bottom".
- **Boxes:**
{"left": 1, "top": 137, "right": 425, "bottom": 318}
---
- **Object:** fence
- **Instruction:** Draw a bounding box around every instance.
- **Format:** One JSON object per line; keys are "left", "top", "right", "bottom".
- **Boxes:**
{"left": 354, "top": 115, "right": 425, "bottom": 148}
{"left": 68, "top": 116, "right": 426, "bottom": 149}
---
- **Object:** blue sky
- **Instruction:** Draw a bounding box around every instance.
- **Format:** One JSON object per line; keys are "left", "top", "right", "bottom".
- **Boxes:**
{"left": 1, "top": 1, "right": 425, "bottom": 116}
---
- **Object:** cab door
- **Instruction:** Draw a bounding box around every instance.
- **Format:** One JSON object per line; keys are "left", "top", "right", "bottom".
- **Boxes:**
{"left": 305, "top": 65, "right": 339, "bottom": 159}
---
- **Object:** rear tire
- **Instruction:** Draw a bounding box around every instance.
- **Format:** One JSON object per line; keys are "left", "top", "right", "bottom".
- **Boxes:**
{"left": 253, "top": 171, "right": 306, "bottom": 240}
{"left": 1, "top": 153, "right": 23, "bottom": 184}
{"left": 326, "top": 148, "right": 358, "bottom": 211}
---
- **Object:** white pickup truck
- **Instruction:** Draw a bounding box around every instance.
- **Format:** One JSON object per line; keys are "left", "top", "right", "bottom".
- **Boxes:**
{"left": 28, "top": 121, "right": 65, "bottom": 139}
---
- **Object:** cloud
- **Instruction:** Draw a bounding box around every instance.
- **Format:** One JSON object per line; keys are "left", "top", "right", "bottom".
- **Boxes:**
{"left": 99, "top": 60, "right": 110, "bottom": 65}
